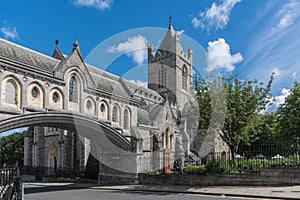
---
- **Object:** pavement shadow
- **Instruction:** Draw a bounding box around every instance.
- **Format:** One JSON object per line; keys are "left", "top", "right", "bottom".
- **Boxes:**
{"left": 24, "top": 183, "right": 95, "bottom": 195}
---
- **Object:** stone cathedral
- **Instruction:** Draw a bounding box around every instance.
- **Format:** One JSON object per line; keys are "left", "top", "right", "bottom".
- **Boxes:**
{"left": 0, "top": 21, "right": 226, "bottom": 182}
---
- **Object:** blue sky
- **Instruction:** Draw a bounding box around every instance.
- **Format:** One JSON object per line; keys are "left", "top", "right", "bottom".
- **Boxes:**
{"left": 1, "top": 0, "right": 300, "bottom": 134}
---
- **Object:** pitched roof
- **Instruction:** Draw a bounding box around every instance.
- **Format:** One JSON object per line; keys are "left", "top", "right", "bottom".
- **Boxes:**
{"left": 0, "top": 38, "right": 59, "bottom": 72}
{"left": 157, "top": 25, "right": 183, "bottom": 54}
{"left": 0, "top": 38, "right": 164, "bottom": 104}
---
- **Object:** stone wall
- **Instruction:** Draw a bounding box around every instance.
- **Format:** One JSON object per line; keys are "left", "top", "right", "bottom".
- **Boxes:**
{"left": 139, "top": 168, "right": 300, "bottom": 186}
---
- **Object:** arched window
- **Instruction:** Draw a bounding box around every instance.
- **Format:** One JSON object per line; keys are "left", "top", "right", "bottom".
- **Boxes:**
{"left": 182, "top": 65, "right": 187, "bottom": 90}
{"left": 166, "top": 128, "right": 169, "bottom": 148}
{"left": 86, "top": 100, "right": 92, "bottom": 110}
{"left": 69, "top": 76, "right": 77, "bottom": 102}
{"left": 52, "top": 92, "right": 59, "bottom": 103}
{"left": 123, "top": 108, "right": 130, "bottom": 130}
{"left": 99, "top": 101, "right": 109, "bottom": 120}
{"left": 112, "top": 106, "right": 119, "bottom": 123}
{"left": 5, "top": 80, "right": 17, "bottom": 104}
{"left": 31, "top": 87, "right": 39, "bottom": 98}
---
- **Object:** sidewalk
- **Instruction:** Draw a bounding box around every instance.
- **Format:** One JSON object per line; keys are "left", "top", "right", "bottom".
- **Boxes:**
{"left": 25, "top": 182, "right": 300, "bottom": 199}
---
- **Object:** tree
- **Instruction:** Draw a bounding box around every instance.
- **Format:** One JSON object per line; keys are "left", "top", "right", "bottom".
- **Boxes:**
{"left": 194, "top": 74, "right": 274, "bottom": 164}
{"left": 238, "top": 113, "right": 278, "bottom": 155}
{"left": 276, "top": 82, "right": 300, "bottom": 142}
{"left": 0, "top": 131, "right": 25, "bottom": 167}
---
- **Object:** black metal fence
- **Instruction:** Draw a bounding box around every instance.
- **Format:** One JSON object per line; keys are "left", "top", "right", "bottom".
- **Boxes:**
{"left": 205, "top": 142, "right": 300, "bottom": 174}
{"left": 0, "top": 166, "right": 22, "bottom": 200}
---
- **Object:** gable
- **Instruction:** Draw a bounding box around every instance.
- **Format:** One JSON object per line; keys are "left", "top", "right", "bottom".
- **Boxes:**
{"left": 53, "top": 48, "right": 95, "bottom": 89}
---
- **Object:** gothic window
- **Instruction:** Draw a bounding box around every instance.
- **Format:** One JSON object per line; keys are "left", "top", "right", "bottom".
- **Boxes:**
{"left": 5, "top": 80, "right": 17, "bottom": 104}
{"left": 162, "top": 133, "right": 165, "bottom": 148}
{"left": 123, "top": 108, "right": 130, "bottom": 130}
{"left": 100, "top": 103, "right": 105, "bottom": 112}
{"left": 69, "top": 76, "right": 77, "bottom": 102}
{"left": 182, "top": 65, "right": 187, "bottom": 90}
{"left": 170, "top": 134, "right": 173, "bottom": 150}
{"left": 32, "top": 87, "right": 39, "bottom": 98}
{"left": 112, "top": 105, "right": 119, "bottom": 123}
{"left": 99, "top": 102, "right": 109, "bottom": 120}
{"left": 166, "top": 128, "right": 169, "bottom": 148}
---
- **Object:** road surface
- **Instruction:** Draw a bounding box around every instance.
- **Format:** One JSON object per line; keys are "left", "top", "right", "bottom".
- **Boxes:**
{"left": 24, "top": 184, "right": 255, "bottom": 200}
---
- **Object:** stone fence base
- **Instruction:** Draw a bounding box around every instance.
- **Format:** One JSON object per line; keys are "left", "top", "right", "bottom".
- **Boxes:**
{"left": 139, "top": 168, "right": 300, "bottom": 186}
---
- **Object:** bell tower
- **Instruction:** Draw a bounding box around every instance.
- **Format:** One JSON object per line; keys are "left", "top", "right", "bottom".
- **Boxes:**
{"left": 148, "top": 18, "right": 193, "bottom": 107}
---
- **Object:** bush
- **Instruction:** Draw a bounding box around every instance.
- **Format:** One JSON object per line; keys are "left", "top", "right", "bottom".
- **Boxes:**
{"left": 183, "top": 165, "right": 206, "bottom": 175}
{"left": 149, "top": 169, "right": 163, "bottom": 175}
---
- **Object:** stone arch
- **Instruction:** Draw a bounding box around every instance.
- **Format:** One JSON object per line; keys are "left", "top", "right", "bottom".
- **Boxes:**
{"left": 64, "top": 67, "right": 87, "bottom": 91}
{"left": 98, "top": 100, "right": 109, "bottom": 121}
{"left": 48, "top": 143, "right": 58, "bottom": 169}
{"left": 84, "top": 96, "right": 96, "bottom": 115}
{"left": 27, "top": 81, "right": 44, "bottom": 109}
{"left": 112, "top": 104, "right": 121, "bottom": 124}
{"left": 49, "top": 87, "right": 64, "bottom": 109}
{"left": 123, "top": 107, "right": 131, "bottom": 130}
{"left": 1, "top": 75, "right": 21, "bottom": 109}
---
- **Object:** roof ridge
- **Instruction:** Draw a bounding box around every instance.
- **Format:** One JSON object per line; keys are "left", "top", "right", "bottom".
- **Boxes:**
{"left": 0, "top": 38, "right": 60, "bottom": 62}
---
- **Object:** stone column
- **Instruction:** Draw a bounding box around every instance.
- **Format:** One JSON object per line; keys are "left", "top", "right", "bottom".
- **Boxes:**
{"left": 24, "top": 127, "right": 33, "bottom": 167}
{"left": 32, "top": 126, "right": 45, "bottom": 167}
{"left": 78, "top": 135, "right": 86, "bottom": 172}
{"left": 57, "top": 130, "right": 65, "bottom": 170}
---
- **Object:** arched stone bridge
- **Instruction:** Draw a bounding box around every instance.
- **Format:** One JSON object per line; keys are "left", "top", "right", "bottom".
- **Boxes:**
{"left": 0, "top": 111, "right": 133, "bottom": 152}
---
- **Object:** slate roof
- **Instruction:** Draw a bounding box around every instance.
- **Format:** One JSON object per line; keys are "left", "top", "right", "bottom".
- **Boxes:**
{"left": 157, "top": 25, "right": 183, "bottom": 54}
{"left": 0, "top": 38, "right": 164, "bottom": 125}
{"left": 0, "top": 38, "right": 59, "bottom": 72}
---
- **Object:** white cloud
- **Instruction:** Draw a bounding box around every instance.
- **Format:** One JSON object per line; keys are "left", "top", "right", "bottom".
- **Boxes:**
{"left": 1, "top": 26, "right": 19, "bottom": 40}
{"left": 129, "top": 80, "right": 147, "bottom": 88}
{"left": 192, "top": 0, "right": 241, "bottom": 30}
{"left": 240, "top": 1, "right": 300, "bottom": 93}
{"left": 72, "top": 0, "right": 113, "bottom": 10}
{"left": 271, "top": 67, "right": 281, "bottom": 77}
{"left": 293, "top": 72, "right": 298, "bottom": 80}
{"left": 191, "top": 17, "right": 203, "bottom": 29}
{"left": 107, "top": 35, "right": 148, "bottom": 65}
{"left": 206, "top": 38, "right": 243, "bottom": 72}
{"left": 274, "top": 88, "right": 291, "bottom": 106}
{"left": 272, "top": 0, "right": 300, "bottom": 33}
{"left": 263, "top": 88, "right": 291, "bottom": 113}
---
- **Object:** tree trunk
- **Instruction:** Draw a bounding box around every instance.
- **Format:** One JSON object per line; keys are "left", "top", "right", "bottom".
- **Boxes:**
{"left": 229, "top": 145, "right": 236, "bottom": 167}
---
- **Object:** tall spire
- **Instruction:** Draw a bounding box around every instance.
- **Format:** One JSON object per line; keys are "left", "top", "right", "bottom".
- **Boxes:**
{"left": 168, "top": 13, "right": 172, "bottom": 29}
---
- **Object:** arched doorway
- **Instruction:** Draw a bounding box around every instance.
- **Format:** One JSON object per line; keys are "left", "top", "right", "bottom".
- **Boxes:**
{"left": 48, "top": 144, "right": 58, "bottom": 175}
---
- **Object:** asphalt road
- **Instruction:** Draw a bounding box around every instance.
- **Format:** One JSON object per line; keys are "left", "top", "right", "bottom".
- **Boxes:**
{"left": 24, "top": 184, "right": 254, "bottom": 200}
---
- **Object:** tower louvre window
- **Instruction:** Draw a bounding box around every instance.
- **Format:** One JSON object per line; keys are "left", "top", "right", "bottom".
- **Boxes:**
{"left": 159, "top": 65, "right": 167, "bottom": 88}
{"left": 182, "top": 65, "right": 187, "bottom": 90}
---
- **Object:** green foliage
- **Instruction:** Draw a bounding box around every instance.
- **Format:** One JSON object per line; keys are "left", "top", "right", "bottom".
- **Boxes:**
{"left": 0, "top": 131, "right": 25, "bottom": 167}
{"left": 183, "top": 165, "right": 206, "bottom": 175}
{"left": 206, "top": 158, "right": 270, "bottom": 174}
{"left": 149, "top": 169, "right": 163, "bottom": 175}
{"left": 194, "top": 74, "right": 274, "bottom": 163}
{"left": 276, "top": 82, "right": 300, "bottom": 142}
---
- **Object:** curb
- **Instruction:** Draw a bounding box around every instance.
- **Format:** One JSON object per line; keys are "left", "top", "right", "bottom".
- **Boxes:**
{"left": 25, "top": 183, "right": 300, "bottom": 200}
